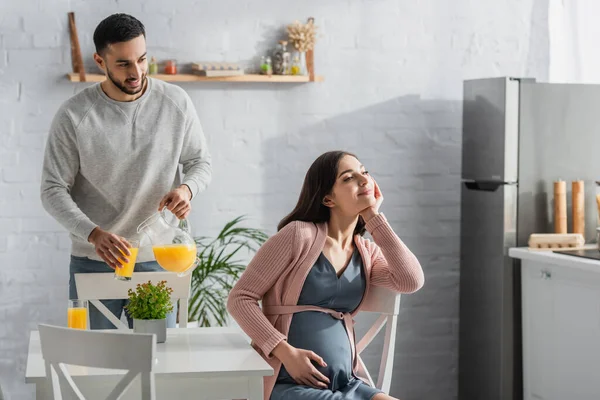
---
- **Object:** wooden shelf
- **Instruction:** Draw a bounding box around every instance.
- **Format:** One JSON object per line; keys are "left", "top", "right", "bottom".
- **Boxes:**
{"left": 66, "top": 14, "right": 322, "bottom": 85}
{"left": 67, "top": 73, "right": 324, "bottom": 83}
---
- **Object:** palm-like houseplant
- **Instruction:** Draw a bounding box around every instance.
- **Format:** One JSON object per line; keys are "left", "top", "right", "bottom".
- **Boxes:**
{"left": 188, "top": 216, "right": 269, "bottom": 327}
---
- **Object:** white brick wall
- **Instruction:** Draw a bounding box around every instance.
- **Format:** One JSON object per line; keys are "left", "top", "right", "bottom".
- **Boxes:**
{"left": 0, "top": 1, "right": 549, "bottom": 399}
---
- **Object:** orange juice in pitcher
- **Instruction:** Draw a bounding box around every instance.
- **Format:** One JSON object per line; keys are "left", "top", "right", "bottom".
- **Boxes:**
{"left": 152, "top": 244, "right": 197, "bottom": 273}
{"left": 138, "top": 209, "right": 199, "bottom": 276}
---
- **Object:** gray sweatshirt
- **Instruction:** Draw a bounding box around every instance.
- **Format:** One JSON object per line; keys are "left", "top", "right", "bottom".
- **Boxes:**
{"left": 40, "top": 77, "right": 212, "bottom": 262}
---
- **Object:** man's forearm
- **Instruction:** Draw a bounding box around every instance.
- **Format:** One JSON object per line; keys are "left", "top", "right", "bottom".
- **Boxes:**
{"left": 40, "top": 183, "right": 97, "bottom": 241}
{"left": 181, "top": 156, "right": 212, "bottom": 199}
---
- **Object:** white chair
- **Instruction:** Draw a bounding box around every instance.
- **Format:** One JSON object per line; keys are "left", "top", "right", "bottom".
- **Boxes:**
{"left": 38, "top": 323, "right": 156, "bottom": 400}
{"left": 355, "top": 285, "right": 402, "bottom": 394}
{"left": 74, "top": 271, "right": 191, "bottom": 330}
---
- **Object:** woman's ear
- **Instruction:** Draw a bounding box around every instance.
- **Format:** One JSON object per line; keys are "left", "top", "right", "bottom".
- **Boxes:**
{"left": 322, "top": 195, "right": 334, "bottom": 208}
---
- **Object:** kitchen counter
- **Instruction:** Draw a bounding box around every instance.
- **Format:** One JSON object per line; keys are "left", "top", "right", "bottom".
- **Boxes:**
{"left": 509, "top": 245, "right": 600, "bottom": 274}
{"left": 509, "top": 245, "right": 600, "bottom": 400}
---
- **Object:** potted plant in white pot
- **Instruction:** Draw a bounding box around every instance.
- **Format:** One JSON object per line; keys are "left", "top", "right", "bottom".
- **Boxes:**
{"left": 126, "top": 280, "right": 173, "bottom": 343}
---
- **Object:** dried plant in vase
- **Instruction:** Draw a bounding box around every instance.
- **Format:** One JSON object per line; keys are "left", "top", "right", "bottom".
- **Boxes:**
{"left": 286, "top": 17, "right": 317, "bottom": 75}
{"left": 287, "top": 18, "right": 317, "bottom": 52}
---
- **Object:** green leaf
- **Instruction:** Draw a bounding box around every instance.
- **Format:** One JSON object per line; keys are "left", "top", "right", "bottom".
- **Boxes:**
{"left": 126, "top": 279, "right": 174, "bottom": 320}
{"left": 188, "top": 216, "right": 268, "bottom": 326}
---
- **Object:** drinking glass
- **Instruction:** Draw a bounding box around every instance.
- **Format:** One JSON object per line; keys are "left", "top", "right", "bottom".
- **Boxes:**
{"left": 114, "top": 238, "right": 140, "bottom": 281}
{"left": 67, "top": 299, "right": 88, "bottom": 330}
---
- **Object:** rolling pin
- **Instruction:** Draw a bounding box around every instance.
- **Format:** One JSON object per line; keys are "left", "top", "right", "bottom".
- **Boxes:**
{"left": 554, "top": 180, "right": 567, "bottom": 234}
{"left": 596, "top": 193, "right": 600, "bottom": 224}
{"left": 572, "top": 180, "right": 585, "bottom": 235}
{"left": 596, "top": 181, "right": 600, "bottom": 226}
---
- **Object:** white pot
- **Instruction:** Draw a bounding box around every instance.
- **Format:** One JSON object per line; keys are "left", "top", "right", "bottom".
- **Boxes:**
{"left": 186, "top": 320, "right": 199, "bottom": 328}
{"left": 133, "top": 318, "right": 167, "bottom": 343}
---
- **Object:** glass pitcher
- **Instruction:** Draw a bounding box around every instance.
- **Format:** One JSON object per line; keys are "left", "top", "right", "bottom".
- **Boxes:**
{"left": 137, "top": 209, "right": 199, "bottom": 277}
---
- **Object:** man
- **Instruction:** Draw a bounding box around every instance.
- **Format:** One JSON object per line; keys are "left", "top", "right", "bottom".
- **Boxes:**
{"left": 40, "top": 13, "right": 211, "bottom": 329}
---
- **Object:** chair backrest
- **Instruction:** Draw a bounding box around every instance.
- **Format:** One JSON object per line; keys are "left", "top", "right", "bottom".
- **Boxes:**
{"left": 356, "top": 285, "right": 402, "bottom": 394}
{"left": 74, "top": 271, "right": 191, "bottom": 329}
{"left": 38, "top": 324, "right": 156, "bottom": 400}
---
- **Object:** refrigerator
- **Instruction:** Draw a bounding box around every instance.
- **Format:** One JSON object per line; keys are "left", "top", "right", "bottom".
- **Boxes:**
{"left": 459, "top": 77, "right": 600, "bottom": 400}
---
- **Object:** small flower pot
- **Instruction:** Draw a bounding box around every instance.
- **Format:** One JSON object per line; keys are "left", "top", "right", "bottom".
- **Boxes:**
{"left": 133, "top": 318, "right": 167, "bottom": 343}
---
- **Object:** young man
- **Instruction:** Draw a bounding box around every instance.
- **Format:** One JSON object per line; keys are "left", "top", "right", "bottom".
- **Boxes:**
{"left": 40, "top": 13, "right": 212, "bottom": 329}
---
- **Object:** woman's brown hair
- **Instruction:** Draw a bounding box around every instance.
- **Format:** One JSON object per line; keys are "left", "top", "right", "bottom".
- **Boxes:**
{"left": 277, "top": 150, "right": 366, "bottom": 236}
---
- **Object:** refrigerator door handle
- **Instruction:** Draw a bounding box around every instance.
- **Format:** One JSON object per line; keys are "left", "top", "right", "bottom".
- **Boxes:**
{"left": 461, "top": 179, "right": 517, "bottom": 192}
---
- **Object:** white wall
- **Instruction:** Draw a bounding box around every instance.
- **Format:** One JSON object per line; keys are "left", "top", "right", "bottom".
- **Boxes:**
{"left": 0, "top": 0, "right": 549, "bottom": 398}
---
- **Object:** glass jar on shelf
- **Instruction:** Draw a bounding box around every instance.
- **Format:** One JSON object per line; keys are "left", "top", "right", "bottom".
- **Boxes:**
{"left": 260, "top": 56, "right": 272, "bottom": 76}
{"left": 164, "top": 60, "right": 177, "bottom": 75}
{"left": 290, "top": 53, "right": 301, "bottom": 76}
{"left": 149, "top": 56, "right": 158, "bottom": 75}
{"left": 272, "top": 40, "right": 290, "bottom": 75}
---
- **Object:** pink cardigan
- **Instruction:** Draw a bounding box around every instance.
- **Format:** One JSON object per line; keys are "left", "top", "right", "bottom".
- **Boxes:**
{"left": 226, "top": 213, "right": 424, "bottom": 400}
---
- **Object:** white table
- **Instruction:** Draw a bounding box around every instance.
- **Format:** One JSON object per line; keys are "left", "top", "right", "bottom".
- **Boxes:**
{"left": 25, "top": 327, "right": 273, "bottom": 400}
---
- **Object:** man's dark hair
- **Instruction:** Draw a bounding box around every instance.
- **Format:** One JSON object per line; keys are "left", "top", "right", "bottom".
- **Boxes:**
{"left": 93, "top": 13, "right": 145, "bottom": 55}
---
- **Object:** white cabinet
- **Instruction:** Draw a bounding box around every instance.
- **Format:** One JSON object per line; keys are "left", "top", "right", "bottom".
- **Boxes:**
{"left": 520, "top": 257, "right": 600, "bottom": 400}
{"left": 521, "top": 262, "right": 554, "bottom": 400}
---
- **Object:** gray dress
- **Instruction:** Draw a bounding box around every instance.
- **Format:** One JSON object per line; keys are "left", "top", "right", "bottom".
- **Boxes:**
{"left": 271, "top": 249, "right": 383, "bottom": 400}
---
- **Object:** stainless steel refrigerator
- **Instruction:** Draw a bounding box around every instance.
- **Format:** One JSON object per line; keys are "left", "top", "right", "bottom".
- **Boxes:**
{"left": 459, "top": 77, "right": 600, "bottom": 400}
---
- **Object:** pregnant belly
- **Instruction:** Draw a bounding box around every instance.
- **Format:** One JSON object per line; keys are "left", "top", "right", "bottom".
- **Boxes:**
{"left": 279, "top": 311, "right": 354, "bottom": 390}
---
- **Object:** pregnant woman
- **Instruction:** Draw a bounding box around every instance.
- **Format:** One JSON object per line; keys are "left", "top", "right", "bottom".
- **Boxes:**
{"left": 227, "top": 150, "right": 425, "bottom": 400}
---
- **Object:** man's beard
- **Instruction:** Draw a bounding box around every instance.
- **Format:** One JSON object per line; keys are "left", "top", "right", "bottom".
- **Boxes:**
{"left": 106, "top": 67, "right": 146, "bottom": 96}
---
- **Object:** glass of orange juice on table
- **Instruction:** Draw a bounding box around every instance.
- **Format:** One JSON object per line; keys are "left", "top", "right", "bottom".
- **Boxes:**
{"left": 67, "top": 299, "right": 88, "bottom": 330}
{"left": 114, "top": 238, "right": 139, "bottom": 281}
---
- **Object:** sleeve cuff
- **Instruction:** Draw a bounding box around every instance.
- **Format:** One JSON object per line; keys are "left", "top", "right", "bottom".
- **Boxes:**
{"left": 182, "top": 180, "right": 199, "bottom": 200}
{"left": 364, "top": 213, "right": 388, "bottom": 233}
{"left": 260, "top": 334, "right": 287, "bottom": 359}
{"left": 74, "top": 218, "right": 98, "bottom": 242}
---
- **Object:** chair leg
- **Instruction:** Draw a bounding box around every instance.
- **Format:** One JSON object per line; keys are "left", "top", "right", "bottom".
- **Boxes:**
{"left": 140, "top": 372, "right": 156, "bottom": 400}
{"left": 377, "top": 315, "right": 397, "bottom": 393}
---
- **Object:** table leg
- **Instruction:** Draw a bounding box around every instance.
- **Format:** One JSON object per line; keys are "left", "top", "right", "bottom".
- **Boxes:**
{"left": 247, "top": 378, "right": 263, "bottom": 400}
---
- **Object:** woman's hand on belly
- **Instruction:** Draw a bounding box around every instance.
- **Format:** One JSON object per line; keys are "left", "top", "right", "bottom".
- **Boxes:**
{"left": 272, "top": 341, "right": 331, "bottom": 389}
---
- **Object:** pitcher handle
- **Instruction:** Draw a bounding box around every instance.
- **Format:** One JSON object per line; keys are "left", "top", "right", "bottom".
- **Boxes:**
{"left": 159, "top": 207, "right": 192, "bottom": 233}
{"left": 178, "top": 218, "right": 192, "bottom": 234}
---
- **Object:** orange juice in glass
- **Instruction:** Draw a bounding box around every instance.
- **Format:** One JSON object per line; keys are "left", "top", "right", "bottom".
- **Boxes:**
{"left": 67, "top": 299, "right": 88, "bottom": 330}
{"left": 152, "top": 243, "right": 197, "bottom": 273}
{"left": 114, "top": 239, "right": 139, "bottom": 281}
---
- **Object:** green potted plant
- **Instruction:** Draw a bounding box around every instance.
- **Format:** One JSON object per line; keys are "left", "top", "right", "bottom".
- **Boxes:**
{"left": 126, "top": 280, "right": 173, "bottom": 343}
{"left": 189, "top": 216, "right": 268, "bottom": 327}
